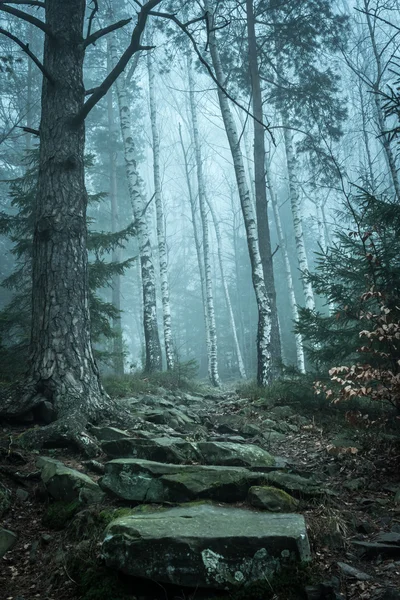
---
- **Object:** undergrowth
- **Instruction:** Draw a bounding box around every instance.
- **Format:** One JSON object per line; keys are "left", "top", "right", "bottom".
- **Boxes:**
{"left": 103, "top": 360, "right": 202, "bottom": 398}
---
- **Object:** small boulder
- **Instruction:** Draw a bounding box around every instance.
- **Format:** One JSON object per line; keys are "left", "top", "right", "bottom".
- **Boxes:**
{"left": 0, "top": 528, "right": 17, "bottom": 558}
{"left": 36, "top": 456, "right": 103, "bottom": 503}
{"left": 265, "top": 471, "right": 323, "bottom": 499}
{"left": 196, "top": 441, "right": 276, "bottom": 468}
{"left": 248, "top": 486, "right": 299, "bottom": 512}
{"left": 91, "top": 426, "right": 131, "bottom": 442}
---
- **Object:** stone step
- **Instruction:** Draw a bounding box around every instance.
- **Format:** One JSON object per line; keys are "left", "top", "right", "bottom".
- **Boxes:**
{"left": 101, "top": 437, "right": 276, "bottom": 468}
{"left": 99, "top": 458, "right": 268, "bottom": 503}
{"left": 102, "top": 503, "right": 311, "bottom": 590}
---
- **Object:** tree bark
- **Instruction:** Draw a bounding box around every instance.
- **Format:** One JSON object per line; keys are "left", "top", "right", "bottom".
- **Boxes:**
{"left": 204, "top": 2, "right": 272, "bottom": 387}
{"left": 147, "top": 38, "right": 174, "bottom": 371}
{"left": 110, "top": 35, "right": 162, "bottom": 373}
{"left": 27, "top": 0, "right": 107, "bottom": 419}
{"left": 246, "top": 0, "right": 282, "bottom": 378}
{"left": 282, "top": 120, "right": 316, "bottom": 312}
{"left": 187, "top": 53, "right": 220, "bottom": 387}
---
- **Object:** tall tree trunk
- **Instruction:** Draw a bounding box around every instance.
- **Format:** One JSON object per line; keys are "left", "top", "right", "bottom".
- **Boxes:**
{"left": 246, "top": 0, "right": 282, "bottom": 378}
{"left": 147, "top": 39, "right": 174, "bottom": 371}
{"left": 110, "top": 36, "right": 162, "bottom": 373}
{"left": 28, "top": 0, "right": 106, "bottom": 418}
{"left": 106, "top": 43, "right": 124, "bottom": 376}
{"left": 364, "top": 3, "right": 400, "bottom": 201}
{"left": 266, "top": 157, "right": 305, "bottom": 373}
{"left": 187, "top": 54, "right": 220, "bottom": 387}
{"left": 282, "top": 120, "right": 316, "bottom": 311}
{"left": 207, "top": 197, "right": 247, "bottom": 379}
{"left": 178, "top": 124, "right": 211, "bottom": 372}
{"left": 204, "top": 3, "right": 272, "bottom": 386}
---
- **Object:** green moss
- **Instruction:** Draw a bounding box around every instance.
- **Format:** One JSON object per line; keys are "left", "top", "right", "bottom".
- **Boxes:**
{"left": 42, "top": 500, "right": 80, "bottom": 530}
{"left": 68, "top": 553, "right": 133, "bottom": 600}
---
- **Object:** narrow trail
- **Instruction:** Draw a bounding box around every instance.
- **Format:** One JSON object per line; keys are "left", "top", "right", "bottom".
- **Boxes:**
{"left": 0, "top": 386, "right": 399, "bottom": 600}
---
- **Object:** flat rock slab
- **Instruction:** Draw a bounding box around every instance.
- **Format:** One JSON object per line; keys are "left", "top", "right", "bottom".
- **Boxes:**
{"left": 102, "top": 504, "right": 311, "bottom": 589}
{"left": 100, "top": 459, "right": 267, "bottom": 503}
{"left": 102, "top": 438, "right": 276, "bottom": 469}
{"left": 265, "top": 471, "right": 324, "bottom": 499}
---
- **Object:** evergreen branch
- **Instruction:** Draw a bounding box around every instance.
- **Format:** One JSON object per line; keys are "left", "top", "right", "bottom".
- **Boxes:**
{"left": 74, "top": 0, "right": 163, "bottom": 124}
{"left": 0, "top": 2, "right": 53, "bottom": 36}
{"left": 84, "top": 18, "right": 132, "bottom": 48}
{"left": 0, "top": 27, "right": 54, "bottom": 82}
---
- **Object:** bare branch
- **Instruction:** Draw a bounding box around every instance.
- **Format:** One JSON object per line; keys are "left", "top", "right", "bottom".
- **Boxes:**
{"left": 84, "top": 17, "right": 132, "bottom": 48}
{"left": 86, "top": 0, "right": 98, "bottom": 39}
{"left": 74, "top": 0, "right": 163, "bottom": 124}
{"left": 0, "top": 2, "right": 53, "bottom": 36}
{"left": 19, "top": 125, "right": 39, "bottom": 136}
{"left": 0, "top": 0, "right": 44, "bottom": 6}
{"left": 0, "top": 27, "right": 54, "bottom": 82}
{"left": 149, "top": 9, "right": 273, "bottom": 138}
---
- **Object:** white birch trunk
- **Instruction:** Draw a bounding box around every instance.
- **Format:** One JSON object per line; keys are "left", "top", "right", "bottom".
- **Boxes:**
{"left": 266, "top": 159, "right": 305, "bottom": 373}
{"left": 207, "top": 197, "right": 247, "bottom": 379}
{"left": 178, "top": 124, "right": 212, "bottom": 376}
{"left": 282, "top": 121, "right": 316, "bottom": 312}
{"left": 110, "top": 36, "right": 162, "bottom": 372}
{"left": 187, "top": 54, "right": 220, "bottom": 387}
{"left": 204, "top": 3, "right": 272, "bottom": 386}
{"left": 147, "top": 41, "right": 174, "bottom": 371}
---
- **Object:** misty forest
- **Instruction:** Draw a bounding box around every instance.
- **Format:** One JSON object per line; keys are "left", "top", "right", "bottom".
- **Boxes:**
{"left": 0, "top": 1, "right": 399, "bottom": 599}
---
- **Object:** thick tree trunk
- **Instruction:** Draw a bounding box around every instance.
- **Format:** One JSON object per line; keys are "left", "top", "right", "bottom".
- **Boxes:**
{"left": 266, "top": 158, "right": 305, "bottom": 373}
{"left": 246, "top": 0, "right": 282, "bottom": 378}
{"left": 147, "top": 40, "right": 174, "bottom": 371}
{"left": 187, "top": 54, "right": 220, "bottom": 387}
{"left": 25, "top": 0, "right": 107, "bottom": 420}
{"left": 107, "top": 41, "right": 124, "bottom": 376}
{"left": 207, "top": 197, "right": 247, "bottom": 379}
{"left": 205, "top": 3, "right": 272, "bottom": 386}
{"left": 110, "top": 36, "right": 162, "bottom": 373}
{"left": 282, "top": 121, "right": 316, "bottom": 312}
{"left": 178, "top": 124, "right": 211, "bottom": 375}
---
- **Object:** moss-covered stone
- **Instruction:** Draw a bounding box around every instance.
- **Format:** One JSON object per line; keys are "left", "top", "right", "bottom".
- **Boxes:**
{"left": 42, "top": 500, "right": 80, "bottom": 530}
{"left": 248, "top": 486, "right": 299, "bottom": 512}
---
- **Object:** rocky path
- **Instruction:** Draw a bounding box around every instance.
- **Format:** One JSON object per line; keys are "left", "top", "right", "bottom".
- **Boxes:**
{"left": 0, "top": 387, "right": 399, "bottom": 599}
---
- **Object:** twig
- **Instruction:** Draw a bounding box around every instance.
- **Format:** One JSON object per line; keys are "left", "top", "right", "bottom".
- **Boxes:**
{"left": 0, "top": 27, "right": 54, "bottom": 82}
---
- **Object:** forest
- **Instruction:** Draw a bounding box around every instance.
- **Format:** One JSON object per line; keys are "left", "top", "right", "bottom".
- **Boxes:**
{"left": 0, "top": 1, "right": 399, "bottom": 599}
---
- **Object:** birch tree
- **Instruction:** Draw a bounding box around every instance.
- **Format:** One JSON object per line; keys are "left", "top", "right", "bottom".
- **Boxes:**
{"left": 110, "top": 34, "right": 162, "bottom": 373}
{"left": 203, "top": 1, "right": 272, "bottom": 386}
{"left": 147, "top": 35, "right": 174, "bottom": 370}
{"left": 187, "top": 53, "right": 220, "bottom": 386}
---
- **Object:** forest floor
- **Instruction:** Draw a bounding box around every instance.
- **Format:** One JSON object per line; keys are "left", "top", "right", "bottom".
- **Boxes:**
{"left": 0, "top": 378, "right": 399, "bottom": 600}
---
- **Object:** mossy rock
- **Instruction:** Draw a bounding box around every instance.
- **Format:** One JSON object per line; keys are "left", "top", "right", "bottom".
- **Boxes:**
{"left": 248, "top": 486, "right": 299, "bottom": 512}
{"left": 42, "top": 500, "right": 80, "bottom": 530}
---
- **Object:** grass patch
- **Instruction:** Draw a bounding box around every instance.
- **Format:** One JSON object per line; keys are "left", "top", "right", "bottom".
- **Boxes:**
{"left": 103, "top": 360, "right": 202, "bottom": 398}
{"left": 42, "top": 500, "right": 80, "bottom": 530}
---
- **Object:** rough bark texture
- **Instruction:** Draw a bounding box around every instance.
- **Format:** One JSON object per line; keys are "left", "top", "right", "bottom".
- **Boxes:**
{"left": 205, "top": 2, "right": 272, "bottom": 386}
{"left": 266, "top": 159, "right": 305, "bottom": 373}
{"left": 246, "top": 0, "right": 282, "bottom": 378}
{"left": 282, "top": 121, "right": 316, "bottom": 312}
{"left": 107, "top": 40, "right": 124, "bottom": 376}
{"left": 26, "top": 0, "right": 107, "bottom": 420}
{"left": 187, "top": 53, "right": 220, "bottom": 387}
{"left": 147, "top": 39, "right": 174, "bottom": 371}
{"left": 111, "top": 36, "right": 162, "bottom": 373}
{"left": 207, "top": 198, "right": 247, "bottom": 379}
